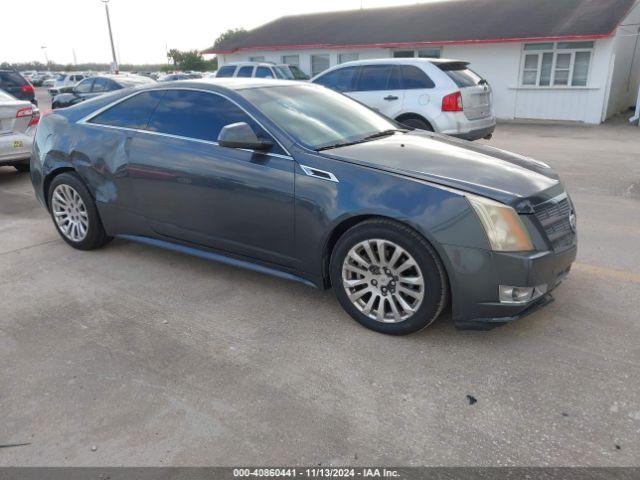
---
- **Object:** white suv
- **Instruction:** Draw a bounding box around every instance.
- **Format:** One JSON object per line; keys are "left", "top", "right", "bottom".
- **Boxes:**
{"left": 216, "top": 62, "right": 309, "bottom": 81}
{"left": 312, "top": 58, "right": 495, "bottom": 141}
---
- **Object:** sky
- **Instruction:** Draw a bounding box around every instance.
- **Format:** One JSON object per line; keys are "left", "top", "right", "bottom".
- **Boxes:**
{"left": 0, "top": 0, "right": 442, "bottom": 65}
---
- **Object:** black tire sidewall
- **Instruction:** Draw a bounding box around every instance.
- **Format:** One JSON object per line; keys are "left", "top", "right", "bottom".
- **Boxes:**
{"left": 47, "top": 172, "right": 107, "bottom": 250}
{"left": 330, "top": 221, "right": 447, "bottom": 335}
{"left": 401, "top": 117, "right": 433, "bottom": 131}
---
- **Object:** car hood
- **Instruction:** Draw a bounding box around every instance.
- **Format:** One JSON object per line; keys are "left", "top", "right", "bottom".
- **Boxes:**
{"left": 321, "top": 131, "right": 561, "bottom": 210}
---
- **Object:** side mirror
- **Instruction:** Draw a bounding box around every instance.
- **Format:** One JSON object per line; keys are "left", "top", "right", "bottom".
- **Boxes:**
{"left": 218, "top": 122, "right": 272, "bottom": 150}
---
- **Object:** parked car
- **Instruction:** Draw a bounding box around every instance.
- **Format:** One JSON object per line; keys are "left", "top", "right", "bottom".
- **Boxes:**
{"left": 312, "top": 58, "right": 495, "bottom": 141}
{"left": 31, "top": 79, "right": 576, "bottom": 335}
{"left": 30, "top": 72, "right": 52, "bottom": 86}
{"left": 0, "top": 89, "right": 39, "bottom": 172}
{"left": 52, "top": 74, "right": 155, "bottom": 109}
{"left": 42, "top": 76, "right": 57, "bottom": 87}
{"left": 48, "top": 72, "right": 88, "bottom": 96}
{"left": 216, "top": 62, "right": 308, "bottom": 80}
{"left": 159, "top": 73, "right": 193, "bottom": 82}
{"left": 0, "top": 70, "right": 36, "bottom": 105}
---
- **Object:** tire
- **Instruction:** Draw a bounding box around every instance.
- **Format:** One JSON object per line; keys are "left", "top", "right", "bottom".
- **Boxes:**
{"left": 14, "top": 163, "right": 30, "bottom": 173}
{"left": 399, "top": 116, "right": 433, "bottom": 131}
{"left": 47, "top": 172, "right": 112, "bottom": 250}
{"left": 330, "top": 218, "right": 448, "bottom": 335}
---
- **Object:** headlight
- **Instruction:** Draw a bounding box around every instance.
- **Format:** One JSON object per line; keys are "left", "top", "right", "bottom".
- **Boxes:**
{"left": 466, "top": 194, "right": 533, "bottom": 252}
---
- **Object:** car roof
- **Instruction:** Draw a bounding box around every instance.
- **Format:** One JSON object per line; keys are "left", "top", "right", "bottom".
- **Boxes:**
{"left": 223, "top": 62, "right": 276, "bottom": 67}
{"left": 327, "top": 57, "right": 467, "bottom": 68}
{"left": 144, "top": 77, "right": 311, "bottom": 91}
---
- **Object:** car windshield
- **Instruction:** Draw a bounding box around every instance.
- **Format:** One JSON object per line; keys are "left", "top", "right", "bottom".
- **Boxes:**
{"left": 274, "top": 66, "right": 294, "bottom": 80}
{"left": 239, "top": 85, "right": 398, "bottom": 150}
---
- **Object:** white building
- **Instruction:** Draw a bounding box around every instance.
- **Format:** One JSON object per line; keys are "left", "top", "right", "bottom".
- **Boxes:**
{"left": 204, "top": 0, "right": 640, "bottom": 124}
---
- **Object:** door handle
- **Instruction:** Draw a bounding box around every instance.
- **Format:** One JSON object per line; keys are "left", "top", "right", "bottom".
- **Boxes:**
{"left": 383, "top": 95, "right": 399, "bottom": 101}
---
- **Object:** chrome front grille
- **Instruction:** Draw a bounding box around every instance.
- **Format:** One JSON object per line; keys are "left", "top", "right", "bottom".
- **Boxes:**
{"left": 534, "top": 194, "right": 576, "bottom": 252}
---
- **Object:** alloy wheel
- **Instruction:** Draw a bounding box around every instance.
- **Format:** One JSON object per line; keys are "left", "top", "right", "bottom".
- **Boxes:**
{"left": 51, "top": 184, "right": 89, "bottom": 242}
{"left": 341, "top": 239, "right": 425, "bottom": 323}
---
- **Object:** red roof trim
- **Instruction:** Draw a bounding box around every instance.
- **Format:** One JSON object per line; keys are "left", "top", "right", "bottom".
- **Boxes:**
{"left": 204, "top": 33, "right": 611, "bottom": 55}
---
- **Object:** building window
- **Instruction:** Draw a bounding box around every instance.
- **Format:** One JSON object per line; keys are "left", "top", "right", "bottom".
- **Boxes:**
{"left": 249, "top": 56, "right": 265, "bottom": 62}
{"left": 281, "top": 55, "right": 299, "bottom": 66}
{"left": 338, "top": 52, "right": 359, "bottom": 64}
{"left": 521, "top": 42, "right": 593, "bottom": 87}
{"left": 311, "top": 54, "right": 330, "bottom": 76}
{"left": 392, "top": 48, "right": 441, "bottom": 58}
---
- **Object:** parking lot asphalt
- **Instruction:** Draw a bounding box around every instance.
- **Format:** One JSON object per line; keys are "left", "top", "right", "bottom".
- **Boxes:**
{"left": 1, "top": 89, "right": 639, "bottom": 466}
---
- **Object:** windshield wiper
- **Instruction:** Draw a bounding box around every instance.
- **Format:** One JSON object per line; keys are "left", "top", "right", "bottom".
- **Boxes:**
{"left": 361, "top": 129, "right": 406, "bottom": 140}
{"left": 316, "top": 129, "right": 405, "bottom": 151}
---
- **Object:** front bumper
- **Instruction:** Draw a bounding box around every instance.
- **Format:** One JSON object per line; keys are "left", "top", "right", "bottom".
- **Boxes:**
{"left": 442, "top": 243, "right": 576, "bottom": 330}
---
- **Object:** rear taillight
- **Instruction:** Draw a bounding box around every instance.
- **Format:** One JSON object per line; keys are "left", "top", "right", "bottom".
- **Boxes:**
{"left": 21, "top": 85, "right": 35, "bottom": 94}
{"left": 29, "top": 112, "right": 40, "bottom": 127}
{"left": 16, "top": 107, "right": 33, "bottom": 118}
{"left": 442, "top": 91, "right": 463, "bottom": 112}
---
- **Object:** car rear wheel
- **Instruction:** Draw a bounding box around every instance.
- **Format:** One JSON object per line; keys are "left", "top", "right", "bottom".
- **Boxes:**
{"left": 330, "top": 219, "right": 448, "bottom": 335}
{"left": 48, "top": 172, "right": 112, "bottom": 250}
{"left": 399, "top": 116, "right": 433, "bottom": 131}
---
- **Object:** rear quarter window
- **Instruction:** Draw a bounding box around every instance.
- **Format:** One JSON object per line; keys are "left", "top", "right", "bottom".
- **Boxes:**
{"left": 400, "top": 65, "right": 435, "bottom": 89}
{"left": 89, "top": 90, "right": 165, "bottom": 129}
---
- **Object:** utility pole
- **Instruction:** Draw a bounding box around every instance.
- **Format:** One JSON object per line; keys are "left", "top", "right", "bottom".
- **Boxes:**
{"left": 72, "top": 48, "right": 77, "bottom": 65}
{"left": 101, "top": 0, "right": 118, "bottom": 73}
{"left": 41, "top": 46, "right": 50, "bottom": 67}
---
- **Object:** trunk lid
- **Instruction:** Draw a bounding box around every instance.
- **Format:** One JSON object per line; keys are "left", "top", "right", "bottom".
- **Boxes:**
{"left": 0, "top": 94, "right": 33, "bottom": 135}
{"left": 438, "top": 61, "right": 493, "bottom": 120}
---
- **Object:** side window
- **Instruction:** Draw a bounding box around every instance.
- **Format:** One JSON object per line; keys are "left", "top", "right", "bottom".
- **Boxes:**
{"left": 216, "top": 66, "right": 236, "bottom": 78}
{"left": 314, "top": 67, "right": 357, "bottom": 92}
{"left": 89, "top": 90, "right": 165, "bottom": 129}
{"left": 91, "top": 77, "right": 111, "bottom": 92}
{"left": 145, "top": 90, "right": 265, "bottom": 144}
{"left": 237, "top": 66, "right": 254, "bottom": 78}
{"left": 74, "top": 78, "right": 94, "bottom": 93}
{"left": 255, "top": 67, "right": 274, "bottom": 78}
{"left": 400, "top": 65, "right": 435, "bottom": 89}
{"left": 355, "top": 65, "right": 393, "bottom": 91}
{"left": 0, "top": 71, "right": 28, "bottom": 87}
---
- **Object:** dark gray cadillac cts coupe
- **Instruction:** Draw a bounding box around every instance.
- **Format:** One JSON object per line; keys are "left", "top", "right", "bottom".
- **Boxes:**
{"left": 31, "top": 79, "right": 576, "bottom": 334}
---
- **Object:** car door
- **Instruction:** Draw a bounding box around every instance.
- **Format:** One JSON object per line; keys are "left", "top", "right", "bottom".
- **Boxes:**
{"left": 348, "top": 65, "right": 404, "bottom": 118}
{"left": 126, "top": 89, "right": 295, "bottom": 267}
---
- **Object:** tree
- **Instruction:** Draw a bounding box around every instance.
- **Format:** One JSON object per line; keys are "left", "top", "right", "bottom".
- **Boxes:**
{"left": 167, "top": 49, "right": 182, "bottom": 68}
{"left": 164, "top": 49, "right": 213, "bottom": 72}
{"left": 212, "top": 28, "right": 247, "bottom": 49}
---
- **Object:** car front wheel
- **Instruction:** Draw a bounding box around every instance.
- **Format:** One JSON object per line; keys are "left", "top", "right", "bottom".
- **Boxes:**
{"left": 48, "top": 172, "right": 112, "bottom": 250}
{"left": 330, "top": 219, "right": 448, "bottom": 335}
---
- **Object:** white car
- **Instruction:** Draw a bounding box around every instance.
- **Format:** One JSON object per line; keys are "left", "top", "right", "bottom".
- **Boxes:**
{"left": 48, "top": 72, "right": 88, "bottom": 96}
{"left": 0, "top": 89, "right": 39, "bottom": 172}
{"left": 312, "top": 58, "right": 495, "bottom": 141}
{"left": 216, "top": 62, "right": 309, "bottom": 80}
